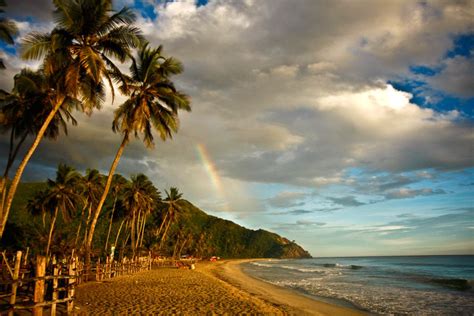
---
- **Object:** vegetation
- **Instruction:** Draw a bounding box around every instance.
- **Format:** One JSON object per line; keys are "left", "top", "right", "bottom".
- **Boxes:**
{"left": 0, "top": 0, "right": 310, "bottom": 261}
{"left": 0, "top": 0, "right": 142, "bottom": 239}
{"left": 2, "top": 178, "right": 311, "bottom": 259}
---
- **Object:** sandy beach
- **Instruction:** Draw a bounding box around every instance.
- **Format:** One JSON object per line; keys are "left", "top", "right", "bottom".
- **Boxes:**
{"left": 75, "top": 259, "right": 364, "bottom": 315}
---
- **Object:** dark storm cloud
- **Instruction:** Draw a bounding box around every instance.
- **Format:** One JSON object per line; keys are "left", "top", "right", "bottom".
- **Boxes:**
{"left": 4, "top": 0, "right": 53, "bottom": 21}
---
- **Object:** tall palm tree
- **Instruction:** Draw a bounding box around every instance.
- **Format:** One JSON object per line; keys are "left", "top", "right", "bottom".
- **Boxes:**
{"left": 0, "top": 69, "right": 78, "bottom": 212}
{"left": 27, "top": 164, "right": 82, "bottom": 257}
{"left": 159, "top": 187, "right": 183, "bottom": 249}
{"left": 104, "top": 173, "right": 128, "bottom": 252}
{"left": 0, "top": 0, "right": 142, "bottom": 238}
{"left": 0, "top": 0, "right": 18, "bottom": 69}
{"left": 121, "top": 174, "right": 160, "bottom": 257}
{"left": 75, "top": 169, "right": 103, "bottom": 249}
{"left": 85, "top": 43, "right": 190, "bottom": 261}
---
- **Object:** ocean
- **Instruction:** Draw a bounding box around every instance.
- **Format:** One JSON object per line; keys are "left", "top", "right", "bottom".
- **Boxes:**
{"left": 241, "top": 256, "right": 474, "bottom": 315}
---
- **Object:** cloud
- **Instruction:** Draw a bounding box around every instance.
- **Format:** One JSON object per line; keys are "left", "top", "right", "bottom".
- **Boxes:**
{"left": 3, "top": 0, "right": 54, "bottom": 21}
{"left": 384, "top": 188, "right": 446, "bottom": 200}
{"left": 266, "top": 191, "right": 307, "bottom": 208}
{"left": 271, "top": 209, "right": 314, "bottom": 216}
{"left": 273, "top": 220, "right": 326, "bottom": 231}
{"left": 427, "top": 55, "right": 474, "bottom": 98}
{"left": 327, "top": 195, "right": 365, "bottom": 207}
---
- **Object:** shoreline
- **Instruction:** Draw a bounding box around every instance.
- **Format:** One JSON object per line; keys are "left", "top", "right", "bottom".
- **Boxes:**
{"left": 209, "top": 259, "right": 365, "bottom": 315}
{"left": 75, "top": 259, "right": 365, "bottom": 315}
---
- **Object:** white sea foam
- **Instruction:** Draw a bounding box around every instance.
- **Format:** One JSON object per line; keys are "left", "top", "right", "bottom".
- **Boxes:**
{"left": 243, "top": 256, "right": 474, "bottom": 314}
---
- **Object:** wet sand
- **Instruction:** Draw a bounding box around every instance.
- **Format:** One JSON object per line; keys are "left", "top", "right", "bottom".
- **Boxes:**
{"left": 75, "top": 259, "right": 364, "bottom": 315}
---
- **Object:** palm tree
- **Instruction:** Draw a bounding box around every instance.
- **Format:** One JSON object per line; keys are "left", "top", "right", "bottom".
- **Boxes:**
{"left": 0, "top": 0, "right": 18, "bottom": 69}
{"left": 85, "top": 43, "right": 190, "bottom": 261}
{"left": 27, "top": 164, "right": 82, "bottom": 257}
{"left": 26, "top": 188, "right": 50, "bottom": 229}
{"left": 0, "top": 69, "right": 78, "bottom": 212}
{"left": 104, "top": 174, "right": 128, "bottom": 252}
{"left": 121, "top": 174, "right": 160, "bottom": 257}
{"left": 75, "top": 169, "right": 103, "bottom": 249}
{"left": 159, "top": 187, "right": 183, "bottom": 249}
{"left": 0, "top": 0, "right": 142, "bottom": 238}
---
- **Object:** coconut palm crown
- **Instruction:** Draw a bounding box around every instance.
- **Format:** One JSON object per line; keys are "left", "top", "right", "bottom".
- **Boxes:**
{"left": 0, "top": 69, "right": 79, "bottom": 176}
{"left": 112, "top": 43, "right": 191, "bottom": 146}
{"left": 21, "top": 0, "right": 143, "bottom": 110}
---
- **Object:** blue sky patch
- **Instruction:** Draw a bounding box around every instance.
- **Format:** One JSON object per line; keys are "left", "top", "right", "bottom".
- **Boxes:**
{"left": 446, "top": 33, "right": 474, "bottom": 58}
{"left": 132, "top": 0, "right": 157, "bottom": 20}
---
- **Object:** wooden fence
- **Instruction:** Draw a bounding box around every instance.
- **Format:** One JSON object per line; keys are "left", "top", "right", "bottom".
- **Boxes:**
{"left": 0, "top": 250, "right": 155, "bottom": 315}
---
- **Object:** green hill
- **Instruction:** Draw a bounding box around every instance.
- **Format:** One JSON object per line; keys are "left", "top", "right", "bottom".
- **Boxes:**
{"left": 155, "top": 200, "right": 311, "bottom": 258}
{"left": 2, "top": 182, "right": 311, "bottom": 259}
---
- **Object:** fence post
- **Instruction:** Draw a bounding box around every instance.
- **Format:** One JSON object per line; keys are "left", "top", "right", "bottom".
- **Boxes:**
{"left": 51, "top": 256, "right": 59, "bottom": 316}
{"left": 105, "top": 256, "right": 109, "bottom": 279}
{"left": 8, "top": 251, "right": 22, "bottom": 316}
{"left": 33, "top": 255, "right": 46, "bottom": 316}
{"left": 96, "top": 258, "right": 100, "bottom": 281}
{"left": 67, "top": 256, "right": 76, "bottom": 314}
{"left": 77, "top": 257, "right": 82, "bottom": 285}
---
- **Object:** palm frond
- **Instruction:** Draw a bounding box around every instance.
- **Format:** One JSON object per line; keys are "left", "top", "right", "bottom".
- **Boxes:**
{"left": 0, "top": 19, "right": 18, "bottom": 44}
{"left": 20, "top": 32, "right": 53, "bottom": 60}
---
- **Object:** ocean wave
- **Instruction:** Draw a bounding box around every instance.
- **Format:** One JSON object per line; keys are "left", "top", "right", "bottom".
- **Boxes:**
{"left": 278, "top": 265, "right": 325, "bottom": 273}
{"left": 250, "top": 262, "right": 274, "bottom": 268}
{"left": 429, "top": 278, "right": 473, "bottom": 291}
{"left": 314, "top": 263, "right": 364, "bottom": 270}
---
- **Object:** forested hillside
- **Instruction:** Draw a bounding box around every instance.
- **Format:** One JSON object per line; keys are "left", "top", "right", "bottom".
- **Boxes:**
{"left": 2, "top": 182, "right": 311, "bottom": 259}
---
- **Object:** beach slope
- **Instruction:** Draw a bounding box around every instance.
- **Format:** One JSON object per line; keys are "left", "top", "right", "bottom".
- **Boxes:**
{"left": 75, "top": 260, "right": 363, "bottom": 315}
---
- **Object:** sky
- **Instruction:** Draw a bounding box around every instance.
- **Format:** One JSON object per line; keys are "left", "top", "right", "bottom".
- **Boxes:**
{"left": 1, "top": 0, "right": 473, "bottom": 257}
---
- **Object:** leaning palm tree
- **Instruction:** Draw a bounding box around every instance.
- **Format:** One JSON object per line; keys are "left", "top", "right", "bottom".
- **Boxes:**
{"left": 159, "top": 187, "right": 183, "bottom": 249}
{"left": 0, "top": 69, "right": 78, "bottom": 212}
{"left": 27, "top": 164, "right": 82, "bottom": 257}
{"left": 0, "top": 0, "right": 142, "bottom": 238}
{"left": 85, "top": 43, "right": 190, "bottom": 262}
{"left": 0, "top": 0, "right": 18, "bottom": 69}
{"left": 121, "top": 174, "right": 160, "bottom": 257}
{"left": 104, "top": 174, "right": 128, "bottom": 252}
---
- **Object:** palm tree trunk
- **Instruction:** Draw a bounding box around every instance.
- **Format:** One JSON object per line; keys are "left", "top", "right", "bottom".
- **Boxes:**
{"left": 178, "top": 235, "right": 189, "bottom": 258}
{"left": 155, "top": 211, "right": 168, "bottom": 238}
{"left": 3, "top": 131, "right": 28, "bottom": 180}
{"left": 104, "top": 194, "right": 118, "bottom": 252}
{"left": 172, "top": 235, "right": 181, "bottom": 259}
{"left": 46, "top": 206, "right": 59, "bottom": 258}
{"left": 131, "top": 211, "right": 136, "bottom": 258}
{"left": 74, "top": 203, "right": 88, "bottom": 249}
{"left": 82, "top": 203, "right": 92, "bottom": 247}
{"left": 135, "top": 210, "right": 141, "bottom": 251}
{"left": 0, "top": 132, "right": 29, "bottom": 213}
{"left": 139, "top": 215, "right": 147, "bottom": 247}
{"left": 0, "top": 96, "right": 65, "bottom": 238}
{"left": 84, "top": 134, "right": 128, "bottom": 267}
{"left": 114, "top": 218, "right": 126, "bottom": 249}
{"left": 160, "top": 219, "right": 172, "bottom": 249}
{"left": 120, "top": 232, "right": 130, "bottom": 260}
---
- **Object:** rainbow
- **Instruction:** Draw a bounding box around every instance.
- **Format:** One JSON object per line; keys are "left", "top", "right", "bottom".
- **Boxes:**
{"left": 195, "top": 143, "right": 229, "bottom": 210}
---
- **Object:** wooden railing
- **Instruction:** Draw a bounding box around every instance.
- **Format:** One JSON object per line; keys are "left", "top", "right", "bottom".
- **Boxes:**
{"left": 0, "top": 250, "right": 155, "bottom": 315}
